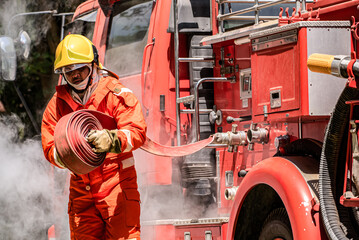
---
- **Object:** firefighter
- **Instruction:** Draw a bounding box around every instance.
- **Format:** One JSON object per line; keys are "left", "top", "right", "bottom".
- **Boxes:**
{"left": 41, "top": 34, "right": 146, "bottom": 240}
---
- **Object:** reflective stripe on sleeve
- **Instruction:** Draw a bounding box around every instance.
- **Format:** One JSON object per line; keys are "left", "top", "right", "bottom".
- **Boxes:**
{"left": 122, "top": 157, "right": 135, "bottom": 169}
{"left": 120, "top": 129, "right": 134, "bottom": 152}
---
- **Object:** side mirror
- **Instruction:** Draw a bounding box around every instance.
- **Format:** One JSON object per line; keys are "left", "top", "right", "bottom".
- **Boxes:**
{"left": 0, "top": 36, "right": 17, "bottom": 81}
{"left": 17, "top": 30, "right": 31, "bottom": 59}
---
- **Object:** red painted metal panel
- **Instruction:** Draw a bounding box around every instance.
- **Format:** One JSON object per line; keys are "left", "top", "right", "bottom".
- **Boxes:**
{"left": 139, "top": 0, "right": 178, "bottom": 184}
{"left": 252, "top": 43, "right": 300, "bottom": 116}
{"left": 301, "top": 0, "right": 359, "bottom": 21}
{"left": 140, "top": 0, "right": 192, "bottom": 184}
{"left": 301, "top": 120, "right": 328, "bottom": 141}
{"left": 175, "top": 225, "right": 221, "bottom": 240}
{"left": 211, "top": 0, "right": 219, "bottom": 35}
{"left": 307, "top": 0, "right": 350, "bottom": 10}
{"left": 73, "top": 0, "right": 99, "bottom": 20}
{"left": 221, "top": 223, "right": 228, "bottom": 240}
{"left": 92, "top": 6, "right": 108, "bottom": 65}
{"left": 142, "top": 224, "right": 175, "bottom": 240}
{"left": 213, "top": 42, "right": 252, "bottom": 133}
{"left": 299, "top": 28, "right": 309, "bottom": 116}
{"left": 217, "top": 150, "right": 239, "bottom": 214}
{"left": 213, "top": 42, "right": 252, "bottom": 119}
{"left": 235, "top": 43, "right": 252, "bottom": 117}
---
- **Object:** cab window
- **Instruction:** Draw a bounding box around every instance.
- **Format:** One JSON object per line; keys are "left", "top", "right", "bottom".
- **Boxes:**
{"left": 105, "top": 0, "right": 152, "bottom": 77}
{"left": 64, "top": 10, "right": 97, "bottom": 40}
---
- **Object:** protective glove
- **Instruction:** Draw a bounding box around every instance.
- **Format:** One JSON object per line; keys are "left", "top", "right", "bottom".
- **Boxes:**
{"left": 54, "top": 148, "right": 66, "bottom": 169}
{"left": 86, "top": 129, "right": 121, "bottom": 153}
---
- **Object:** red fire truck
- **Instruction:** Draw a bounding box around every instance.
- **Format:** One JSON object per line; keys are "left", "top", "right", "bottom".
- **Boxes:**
{"left": 54, "top": 0, "right": 359, "bottom": 239}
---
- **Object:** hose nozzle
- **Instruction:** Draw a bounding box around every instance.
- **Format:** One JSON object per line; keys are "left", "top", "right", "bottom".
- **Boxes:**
{"left": 307, "top": 53, "right": 335, "bottom": 75}
{"left": 307, "top": 53, "right": 356, "bottom": 79}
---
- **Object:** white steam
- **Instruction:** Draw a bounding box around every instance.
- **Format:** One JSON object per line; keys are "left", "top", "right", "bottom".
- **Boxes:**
{"left": 0, "top": 1, "right": 27, "bottom": 34}
{"left": 0, "top": 115, "right": 69, "bottom": 239}
{"left": 0, "top": 0, "right": 79, "bottom": 44}
{"left": 1, "top": 0, "right": 44, "bottom": 42}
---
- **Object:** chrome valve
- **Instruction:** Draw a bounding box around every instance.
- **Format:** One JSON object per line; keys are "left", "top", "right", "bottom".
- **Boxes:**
{"left": 213, "top": 130, "right": 248, "bottom": 146}
{"left": 224, "top": 186, "right": 239, "bottom": 200}
{"left": 247, "top": 124, "right": 269, "bottom": 144}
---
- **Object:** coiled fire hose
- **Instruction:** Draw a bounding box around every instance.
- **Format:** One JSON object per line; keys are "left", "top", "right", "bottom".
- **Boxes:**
{"left": 54, "top": 109, "right": 214, "bottom": 175}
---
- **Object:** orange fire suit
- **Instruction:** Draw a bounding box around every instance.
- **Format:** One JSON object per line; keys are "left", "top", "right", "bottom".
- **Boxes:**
{"left": 41, "top": 76, "right": 147, "bottom": 240}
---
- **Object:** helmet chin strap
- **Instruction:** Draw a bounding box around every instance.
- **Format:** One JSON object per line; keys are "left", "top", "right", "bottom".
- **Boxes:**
{"left": 64, "top": 63, "right": 94, "bottom": 94}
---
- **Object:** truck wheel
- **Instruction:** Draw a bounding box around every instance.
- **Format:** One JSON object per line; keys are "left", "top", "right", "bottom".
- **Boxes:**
{"left": 259, "top": 208, "right": 293, "bottom": 240}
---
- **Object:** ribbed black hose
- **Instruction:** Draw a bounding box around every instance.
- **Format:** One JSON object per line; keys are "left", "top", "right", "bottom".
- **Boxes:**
{"left": 320, "top": 86, "right": 359, "bottom": 240}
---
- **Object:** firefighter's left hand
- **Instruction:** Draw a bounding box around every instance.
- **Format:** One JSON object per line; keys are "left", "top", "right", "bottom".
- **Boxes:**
{"left": 87, "top": 129, "right": 121, "bottom": 153}
{"left": 54, "top": 148, "right": 66, "bottom": 169}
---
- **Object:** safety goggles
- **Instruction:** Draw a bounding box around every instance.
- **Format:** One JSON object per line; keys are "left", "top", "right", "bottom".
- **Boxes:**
{"left": 55, "top": 63, "right": 90, "bottom": 74}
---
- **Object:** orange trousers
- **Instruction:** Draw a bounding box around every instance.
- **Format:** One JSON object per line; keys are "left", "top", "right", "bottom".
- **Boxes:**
{"left": 68, "top": 163, "right": 141, "bottom": 240}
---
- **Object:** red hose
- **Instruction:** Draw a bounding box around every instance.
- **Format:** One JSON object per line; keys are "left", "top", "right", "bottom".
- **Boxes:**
{"left": 54, "top": 110, "right": 117, "bottom": 175}
{"left": 140, "top": 136, "right": 213, "bottom": 157}
{"left": 54, "top": 109, "right": 214, "bottom": 175}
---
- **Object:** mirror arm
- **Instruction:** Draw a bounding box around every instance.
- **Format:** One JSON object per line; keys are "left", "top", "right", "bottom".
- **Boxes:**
{"left": 12, "top": 81, "right": 40, "bottom": 134}
{"left": 6, "top": 10, "right": 58, "bottom": 36}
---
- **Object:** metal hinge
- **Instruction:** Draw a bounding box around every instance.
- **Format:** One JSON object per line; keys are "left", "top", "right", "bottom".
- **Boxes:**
{"left": 252, "top": 29, "right": 298, "bottom": 52}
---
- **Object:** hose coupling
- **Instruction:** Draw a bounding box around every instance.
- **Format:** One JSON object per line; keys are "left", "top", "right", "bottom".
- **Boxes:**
{"left": 213, "top": 131, "right": 248, "bottom": 146}
{"left": 247, "top": 125, "right": 269, "bottom": 144}
{"left": 224, "top": 186, "right": 239, "bottom": 200}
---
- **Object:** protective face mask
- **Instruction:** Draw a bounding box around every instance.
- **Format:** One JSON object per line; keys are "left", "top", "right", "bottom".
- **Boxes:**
{"left": 65, "top": 65, "right": 93, "bottom": 91}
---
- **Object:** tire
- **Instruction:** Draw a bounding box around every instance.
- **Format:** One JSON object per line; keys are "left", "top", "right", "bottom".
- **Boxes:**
{"left": 259, "top": 208, "right": 293, "bottom": 240}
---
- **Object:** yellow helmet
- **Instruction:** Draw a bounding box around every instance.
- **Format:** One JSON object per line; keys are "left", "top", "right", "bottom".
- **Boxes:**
{"left": 54, "top": 34, "right": 102, "bottom": 73}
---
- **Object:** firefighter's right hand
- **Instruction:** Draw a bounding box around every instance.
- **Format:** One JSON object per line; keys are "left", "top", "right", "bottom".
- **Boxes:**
{"left": 86, "top": 129, "right": 121, "bottom": 153}
{"left": 54, "top": 148, "right": 66, "bottom": 169}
